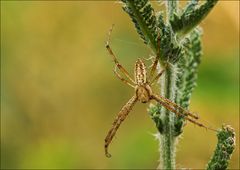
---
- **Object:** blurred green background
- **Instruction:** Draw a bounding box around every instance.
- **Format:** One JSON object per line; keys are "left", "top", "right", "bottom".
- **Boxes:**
{"left": 1, "top": 1, "right": 239, "bottom": 169}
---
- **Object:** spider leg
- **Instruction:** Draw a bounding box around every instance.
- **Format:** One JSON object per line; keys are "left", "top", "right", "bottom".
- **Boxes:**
{"left": 104, "top": 95, "right": 138, "bottom": 158}
{"left": 106, "top": 25, "right": 135, "bottom": 84}
{"left": 114, "top": 66, "right": 135, "bottom": 88}
{"left": 149, "top": 34, "right": 161, "bottom": 79}
{"left": 150, "top": 69, "right": 165, "bottom": 85}
{"left": 154, "top": 94, "right": 199, "bottom": 119}
{"left": 151, "top": 94, "right": 217, "bottom": 132}
{"left": 143, "top": 55, "right": 155, "bottom": 61}
{"left": 184, "top": 115, "right": 217, "bottom": 132}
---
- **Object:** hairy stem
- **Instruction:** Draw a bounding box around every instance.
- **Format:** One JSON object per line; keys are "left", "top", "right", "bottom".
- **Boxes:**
{"left": 158, "top": 65, "right": 177, "bottom": 169}
{"left": 156, "top": 1, "right": 179, "bottom": 169}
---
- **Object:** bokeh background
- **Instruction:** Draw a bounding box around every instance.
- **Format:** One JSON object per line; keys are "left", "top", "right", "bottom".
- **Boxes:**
{"left": 1, "top": 1, "right": 239, "bottom": 169}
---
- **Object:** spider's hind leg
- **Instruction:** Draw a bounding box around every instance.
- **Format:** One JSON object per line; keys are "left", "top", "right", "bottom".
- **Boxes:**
{"left": 151, "top": 94, "right": 217, "bottom": 132}
{"left": 159, "top": 95, "right": 199, "bottom": 119}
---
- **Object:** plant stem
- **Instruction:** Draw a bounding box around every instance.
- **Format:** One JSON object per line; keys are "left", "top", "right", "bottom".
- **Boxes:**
{"left": 158, "top": 65, "right": 177, "bottom": 169}
{"left": 157, "top": 1, "right": 179, "bottom": 169}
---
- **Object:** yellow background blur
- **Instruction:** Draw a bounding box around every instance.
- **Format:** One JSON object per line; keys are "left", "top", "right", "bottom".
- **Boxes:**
{"left": 1, "top": 1, "right": 239, "bottom": 169}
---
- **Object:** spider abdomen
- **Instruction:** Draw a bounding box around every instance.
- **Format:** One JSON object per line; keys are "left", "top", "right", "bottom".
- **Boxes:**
{"left": 135, "top": 59, "right": 147, "bottom": 85}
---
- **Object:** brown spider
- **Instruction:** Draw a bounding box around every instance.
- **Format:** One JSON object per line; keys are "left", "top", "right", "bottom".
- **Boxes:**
{"left": 104, "top": 25, "right": 215, "bottom": 158}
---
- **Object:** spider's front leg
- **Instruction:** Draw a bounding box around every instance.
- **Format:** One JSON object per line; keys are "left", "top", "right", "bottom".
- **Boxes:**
{"left": 104, "top": 95, "right": 138, "bottom": 158}
{"left": 114, "top": 66, "right": 135, "bottom": 88}
{"left": 149, "top": 34, "right": 161, "bottom": 79}
{"left": 147, "top": 35, "right": 167, "bottom": 85}
{"left": 150, "top": 69, "right": 165, "bottom": 85}
{"left": 106, "top": 25, "right": 135, "bottom": 84}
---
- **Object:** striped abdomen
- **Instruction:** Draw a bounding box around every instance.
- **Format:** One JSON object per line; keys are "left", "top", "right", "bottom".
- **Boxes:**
{"left": 134, "top": 59, "right": 147, "bottom": 85}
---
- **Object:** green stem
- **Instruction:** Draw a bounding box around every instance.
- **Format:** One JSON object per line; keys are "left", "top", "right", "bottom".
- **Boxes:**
{"left": 156, "top": 1, "right": 179, "bottom": 169}
{"left": 158, "top": 65, "right": 177, "bottom": 169}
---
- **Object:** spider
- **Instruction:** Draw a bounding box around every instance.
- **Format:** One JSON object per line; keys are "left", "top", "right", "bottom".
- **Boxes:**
{"left": 104, "top": 25, "right": 215, "bottom": 158}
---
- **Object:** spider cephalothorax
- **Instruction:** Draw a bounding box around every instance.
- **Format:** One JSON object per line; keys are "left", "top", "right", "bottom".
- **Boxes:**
{"left": 104, "top": 25, "right": 215, "bottom": 158}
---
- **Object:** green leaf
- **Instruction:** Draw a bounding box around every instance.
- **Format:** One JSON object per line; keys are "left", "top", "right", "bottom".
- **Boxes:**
{"left": 157, "top": 13, "right": 183, "bottom": 63}
{"left": 206, "top": 125, "right": 235, "bottom": 170}
{"left": 121, "top": 0, "right": 158, "bottom": 51}
{"left": 173, "top": 28, "right": 202, "bottom": 135}
{"left": 180, "top": 28, "right": 202, "bottom": 108}
{"left": 170, "top": 0, "right": 218, "bottom": 36}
